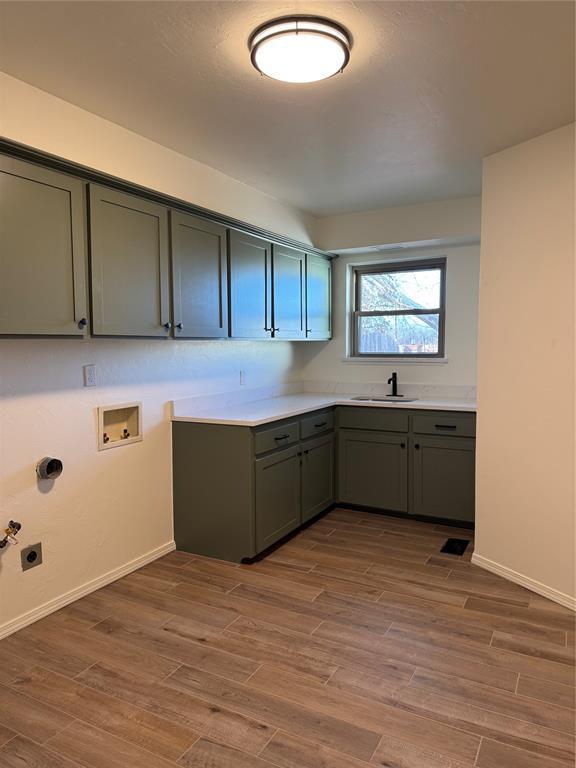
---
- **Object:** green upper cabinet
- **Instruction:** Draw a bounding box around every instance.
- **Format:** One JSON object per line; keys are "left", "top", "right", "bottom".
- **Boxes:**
{"left": 171, "top": 211, "right": 228, "bottom": 338}
{"left": 305, "top": 254, "right": 332, "bottom": 340}
{"left": 271, "top": 244, "right": 305, "bottom": 340}
{"left": 229, "top": 230, "right": 272, "bottom": 339}
{"left": 89, "top": 185, "right": 170, "bottom": 337}
{"left": 0, "top": 157, "right": 88, "bottom": 336}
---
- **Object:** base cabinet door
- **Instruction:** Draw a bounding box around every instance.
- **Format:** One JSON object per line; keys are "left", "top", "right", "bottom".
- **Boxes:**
{"left": 171, "top": 211, "right": 228, "bottom": 338}
{"left": 412, "top": 436, "right": 475, "bottom": 522}
{"left": 338, "top": 429, "right": 408, "bottom": 512}
{"left": 255, "top": 446, "right": 301, "bottom": 552}
{"left": 89, "top": 185, "right": 170, "bottom": 337}
{"left": 305, "top": 255, "right": 332, "bottom": 339}
{"left": 0, "top": 156, "right": 88, "bottom": 335}
{"left": 301, "top": 434, "right": 335, "bottom": 523}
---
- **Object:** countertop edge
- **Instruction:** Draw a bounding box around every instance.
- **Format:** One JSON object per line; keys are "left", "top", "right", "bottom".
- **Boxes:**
{"left": 172, "top": 397, "right": 477, "bottom": 427}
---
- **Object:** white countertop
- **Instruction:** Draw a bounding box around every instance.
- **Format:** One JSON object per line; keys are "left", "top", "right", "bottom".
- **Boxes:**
{"left": 172, "top": 393, "right": 477, "bottom": 427}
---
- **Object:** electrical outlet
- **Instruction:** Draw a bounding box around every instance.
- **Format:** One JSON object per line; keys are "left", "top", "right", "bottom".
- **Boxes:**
{"left": 21, "top": 543, "right": 43, "bottom": 571}
{"left": 83, "top": 364, "right": 96, "bottom": 387}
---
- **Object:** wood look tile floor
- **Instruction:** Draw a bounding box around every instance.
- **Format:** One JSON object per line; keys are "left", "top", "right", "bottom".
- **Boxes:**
{"left": 0, "top": 508, "right": 574, "bottom": 768}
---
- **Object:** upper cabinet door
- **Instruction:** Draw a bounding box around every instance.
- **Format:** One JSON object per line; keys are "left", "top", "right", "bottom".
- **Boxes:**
{"left": 229, "top": 230, "right": 271, "bottom": 339}
{"left": 0, "top": 157, "right": 88, "bottom": 336}
{"left": 171, "top": 212, "right": 228, "bottom": 338}
{"left": 305, "top": 255, "right": 332, "bottom": 340}
{"left": 89, "top": 185, "right": 170, "bottom": 337}
{"left": 272, "top": 244, "right": 305, "bottom": 340}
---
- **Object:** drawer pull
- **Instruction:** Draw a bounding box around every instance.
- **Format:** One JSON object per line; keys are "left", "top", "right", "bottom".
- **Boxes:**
{"left": 314, "top": 421, "right": 328, "bottom": 428}
{"left": 274, "top": 434, "right": 291, "bottom": 441}
{"left": 435, "top": 424, "right": 457, "bottom": 430}
{"left": 400, "top": 442, "right": 406, "bottom": 449}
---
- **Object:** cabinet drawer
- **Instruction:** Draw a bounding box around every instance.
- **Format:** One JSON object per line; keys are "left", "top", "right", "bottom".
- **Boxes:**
{"left": 337, "top": 406, "right": 409, "bottom": 433}
{"left": 412, "top": 411, "right": 476, "bottom": 438}
{"left": 254, "top": 421, "right": 299, "bottom": 455}
{"left": 300, "top": 410, "right": 334, "bottom": 439}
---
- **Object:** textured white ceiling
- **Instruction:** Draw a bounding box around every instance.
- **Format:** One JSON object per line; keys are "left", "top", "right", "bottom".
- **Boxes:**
{"left": 0, "top": 1, "right": 573, "bottom": 215}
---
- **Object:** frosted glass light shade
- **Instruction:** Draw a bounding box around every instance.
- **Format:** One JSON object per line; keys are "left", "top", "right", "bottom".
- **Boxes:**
{"left": 250, "top": 17, "right": 351, "bottom": 83}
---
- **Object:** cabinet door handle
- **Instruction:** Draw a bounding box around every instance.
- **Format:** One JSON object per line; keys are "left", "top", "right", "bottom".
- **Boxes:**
{"left": 306, "top": 328, "right": 312, "bottom": 334}
{"left": 314, "top": 422, "right": 327, "bottom": 428}
{"left": 163, "top": 322, "right": 172, "bottom": 331}
{"left": 435, "top": 424, "right": 457, "bottom": 430}
{"left": 77, "top": 318, "right": 87, "bottom": 329}
{"left": 274, "top": 434, "right": 290, "bottom": 442}
{"left": 415, "top": 444, "right": 420, "bottom": 450}
{"left": 400, "top": 442, "right": 406, "bottom": 449}
{"left": 175, "top": 323, "right": 183, "bottom": 331}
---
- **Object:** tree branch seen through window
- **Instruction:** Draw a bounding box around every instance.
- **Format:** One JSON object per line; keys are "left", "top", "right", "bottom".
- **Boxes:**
{"left": 352, "top": 259, "right": 446, "bottom": 357}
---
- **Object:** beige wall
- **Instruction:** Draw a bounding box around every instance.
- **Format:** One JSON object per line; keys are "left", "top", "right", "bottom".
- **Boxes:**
{"left": 315, "top": 196, "right": 481, "bottom": 252}
{"left": 0, "top": 75, "right": 307, "bottom": 635}
{"left": 475, "top": 124, "right": 575, "bottom": 607}
{"left": 297, "top": 244, "right": 480, "bottom": 393}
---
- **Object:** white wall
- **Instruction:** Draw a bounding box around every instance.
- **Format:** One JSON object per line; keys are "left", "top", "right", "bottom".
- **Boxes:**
{"left": 315, "top": 196, "right": 481, "bottom": 252}
{"left": 475, "top": 124, "right": 575, "bottom": 607}
{"left": 0, "top": 73, "right": 315, "bottom": 244}
{"left": 297, "top": 244, "right": 480, "bottom": 395}
{"left": 0, "top": 340, "right": 297, "bottom": 633}
{"left": 0, "top": 75, "right": 310, "bottom": 635}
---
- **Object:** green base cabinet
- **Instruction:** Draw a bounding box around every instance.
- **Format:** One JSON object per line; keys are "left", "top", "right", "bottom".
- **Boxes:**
{"left": 173, "top": 411, "right": 334, "bottom": 562}
{"left": 256, "top": 445, "right": 301, "bottom": 551}
{"left": 411, "top": 435, "right": 476, "bottom": 522}
{"left": 338, "top": 429, "right": 408, "bottom": 512}
{"left": 336, "top": 407, "right": 475, "bottom": 524}
{"left": 302, "top": 433, "right": 335, "bottom": 523}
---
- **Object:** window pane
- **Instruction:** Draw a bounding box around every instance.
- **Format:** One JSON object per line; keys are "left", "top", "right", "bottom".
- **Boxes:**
{"left": 357, "top": 314, "right": 439, "bottom": 355}
{"left": 359, "top": 268, "right": 441, "bottom": 311}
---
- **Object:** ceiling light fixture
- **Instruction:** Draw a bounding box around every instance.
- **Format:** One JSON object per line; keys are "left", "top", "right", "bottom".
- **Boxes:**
{"left": 249, "top": 16, "right": 351, "bottom": 83}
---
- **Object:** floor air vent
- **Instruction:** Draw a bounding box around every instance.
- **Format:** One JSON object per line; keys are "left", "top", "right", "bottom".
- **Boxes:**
{"left": 440, "top": 538, "right": 470, "bottom": 556}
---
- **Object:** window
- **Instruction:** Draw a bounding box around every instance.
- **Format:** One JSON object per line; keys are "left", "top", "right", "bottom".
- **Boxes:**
{"left": 351, "top": 258, "right": 446, "bottom": 357}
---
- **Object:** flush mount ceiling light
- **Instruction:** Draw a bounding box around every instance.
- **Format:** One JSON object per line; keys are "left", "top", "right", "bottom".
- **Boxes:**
{"left": 249, "top": 16, "right": 351, "bottom": 83}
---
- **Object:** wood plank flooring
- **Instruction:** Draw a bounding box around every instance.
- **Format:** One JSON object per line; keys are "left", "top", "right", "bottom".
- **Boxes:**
{"left": 0, "top": 508, "right": 574, "bottom": 768}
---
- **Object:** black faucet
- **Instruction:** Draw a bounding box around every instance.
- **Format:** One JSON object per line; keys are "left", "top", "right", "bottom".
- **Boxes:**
{"left": 387, "top": 371, "right": 399, "bottom": 397}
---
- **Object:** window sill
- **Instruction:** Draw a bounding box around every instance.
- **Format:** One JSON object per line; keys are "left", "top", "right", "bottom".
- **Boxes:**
{"left": 342, "top": 356, "right": 449, "bottom": 365}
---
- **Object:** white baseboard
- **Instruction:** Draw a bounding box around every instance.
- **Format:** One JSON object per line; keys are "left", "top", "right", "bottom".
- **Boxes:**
{"left": 472, "top": 553, "right": 576, "bottom": 612}
{"left": 0, "top": 540, "right": 176, "bottom": 640}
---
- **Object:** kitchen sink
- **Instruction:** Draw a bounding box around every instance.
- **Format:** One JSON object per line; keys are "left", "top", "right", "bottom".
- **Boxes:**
{"left": 351, "top": 396, "right": 419, "bottom": 403}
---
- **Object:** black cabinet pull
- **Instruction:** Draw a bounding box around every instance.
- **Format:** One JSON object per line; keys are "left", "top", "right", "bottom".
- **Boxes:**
{"left": 314, "top": 422, "right": 327, "bottom": 428}
{"left": 304, "top": 449, "right": 309, "bottom": 455}
{"left": 435, "top": 424, "right": 457, "bottom": 430}
{"left": 78, "top": 318, "right": 87, "bottom": 328}
{"left": 306, "top": 328, "right": 312, "bottom": 334}
{"left": 175, "top": 323, "right": 183, "bottom": 331}
{"left": 400, "top": 442, "right": 406, "bottom": 449}
{"left": 163, "top": 322, "right": 172, "bottom": 330}
{"left": 415, "top": 444, "right": 420, "bottom": 450}
{"left": 274, "top": 434, "right": 290, "bottom": 441}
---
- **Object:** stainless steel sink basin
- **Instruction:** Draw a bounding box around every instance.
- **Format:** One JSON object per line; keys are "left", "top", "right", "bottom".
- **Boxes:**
{"left": 351, "top": 396, "right": 419, "bottom": 403}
